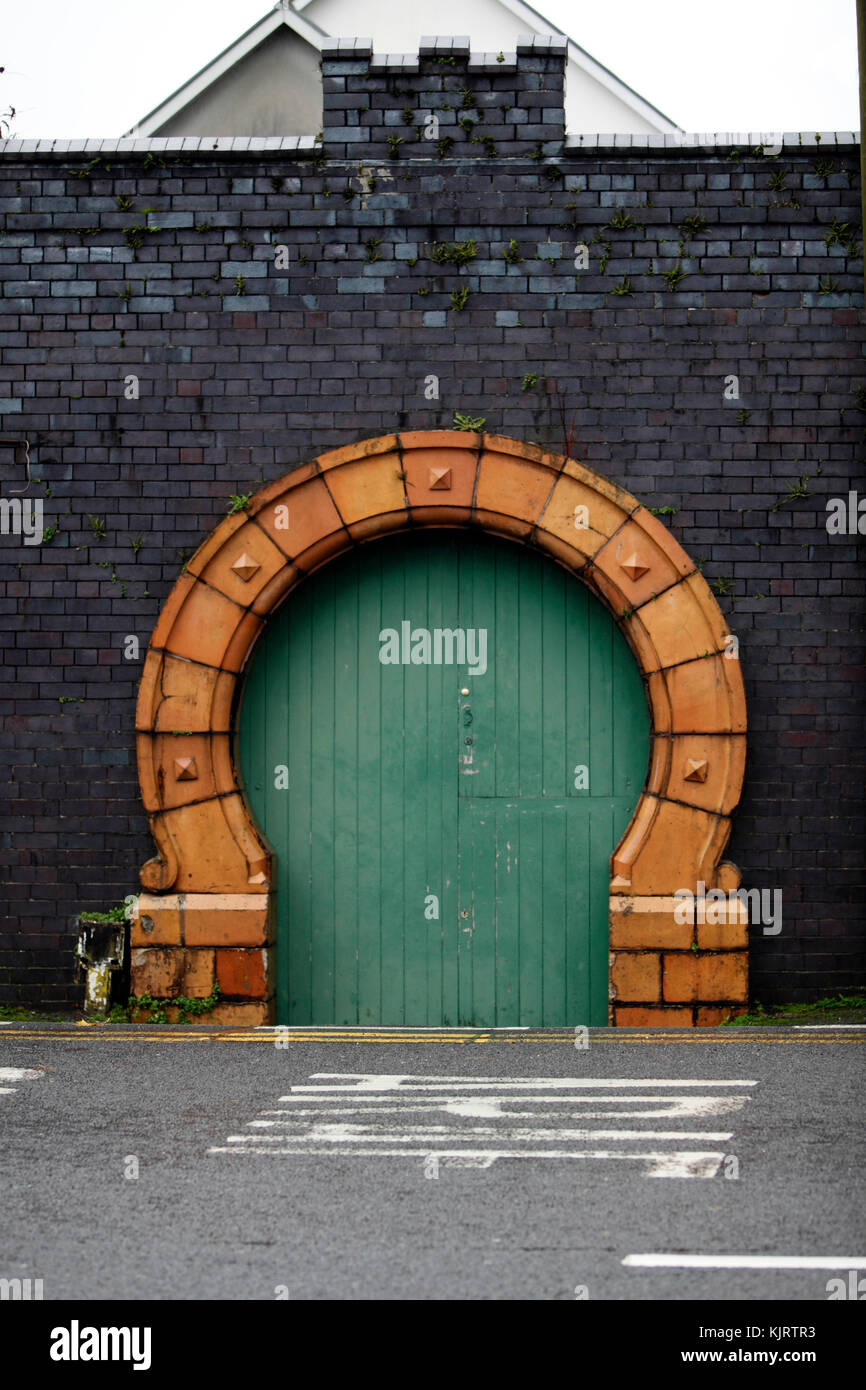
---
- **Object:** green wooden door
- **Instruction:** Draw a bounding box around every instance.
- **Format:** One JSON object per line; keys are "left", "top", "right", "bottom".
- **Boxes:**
{"left": 238, "top": 531, "right": 649, "bottom": 1026}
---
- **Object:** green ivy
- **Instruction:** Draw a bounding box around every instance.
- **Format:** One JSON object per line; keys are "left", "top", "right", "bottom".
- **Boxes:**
{"left": 127, "top": 982, "right": 222, "bottom": 1025}
{"left": 428, "top": 239, "right": 477, "bottom": 267}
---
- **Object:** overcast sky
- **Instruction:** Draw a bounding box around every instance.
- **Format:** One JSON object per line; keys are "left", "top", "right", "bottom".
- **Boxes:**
{"left": 1, "top": 0, "right": 859, "bottom": 138}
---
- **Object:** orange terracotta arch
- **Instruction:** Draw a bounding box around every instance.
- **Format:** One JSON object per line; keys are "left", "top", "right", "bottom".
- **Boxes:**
{"left": 132, "top": 431, "right": 748, "bottom": 1026}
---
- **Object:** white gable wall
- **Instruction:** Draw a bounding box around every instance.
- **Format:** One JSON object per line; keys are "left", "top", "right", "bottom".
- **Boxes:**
{"left": 299, "top": 0, "right": 672, "bottom": 132}
{"left": 153, "top": 28, "right": 321, "bottom": 137}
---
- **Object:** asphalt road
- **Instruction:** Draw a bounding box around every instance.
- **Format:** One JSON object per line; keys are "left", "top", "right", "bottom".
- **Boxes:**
{"left": 0, "top": 1024, "right": 863, "bottom": 1302}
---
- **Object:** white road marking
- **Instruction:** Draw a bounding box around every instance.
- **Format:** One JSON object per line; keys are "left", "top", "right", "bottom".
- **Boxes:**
{"left": 793, "top": 1024, "right": 866, "bottom": 1029}
{"left": 624, "top": 1254, "right": 866, "bottom": 1270}
{"left": 0, "top": 1066, "right": 44, "bottom": 1098}
{"left": 261, "top": 1096, "right": 748, "bottom": 1118}
{"left": 208, "top": 1146, "right": 727, "bottom": 1177}
{"left": 235, "top": 1125, "right": 734, "bottom": 1142}
{"left": 210, "top": 1072, "right": 756, "bottom": 1177}
{"left": 288, "top": 1075, "right": 758, "bottom": 1094}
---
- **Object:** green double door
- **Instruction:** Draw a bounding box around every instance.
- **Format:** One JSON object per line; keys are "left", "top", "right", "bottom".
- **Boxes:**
{"left": 238, "top": 531, "right": 649, "bottom": 1026}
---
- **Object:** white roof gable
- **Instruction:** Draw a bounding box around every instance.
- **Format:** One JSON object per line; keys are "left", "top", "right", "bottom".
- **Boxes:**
{"left": 128, "top": 0, "right": 679, "bottom": 136}
{"left": 127, "top": 2, "right": 328, "bottom": 135}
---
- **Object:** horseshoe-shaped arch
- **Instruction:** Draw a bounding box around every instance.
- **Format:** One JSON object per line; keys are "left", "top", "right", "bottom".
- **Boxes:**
{"left": 133, "top": 432, "right": 747, "bottom": 1025}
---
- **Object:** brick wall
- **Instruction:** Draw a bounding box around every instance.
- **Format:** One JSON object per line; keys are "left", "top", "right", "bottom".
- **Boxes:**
{"left": 0, "top": 39, "right": 863, "bottom": 1008}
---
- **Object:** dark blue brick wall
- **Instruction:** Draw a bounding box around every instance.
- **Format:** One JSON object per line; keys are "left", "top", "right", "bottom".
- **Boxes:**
{"left": 0, "top": 47, "right": 863, "bottom": 1007}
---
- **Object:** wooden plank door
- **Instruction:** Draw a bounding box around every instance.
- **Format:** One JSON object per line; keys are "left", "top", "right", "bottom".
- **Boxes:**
{"left": 237, "top": 530, "right": 649, "bottom": 1025}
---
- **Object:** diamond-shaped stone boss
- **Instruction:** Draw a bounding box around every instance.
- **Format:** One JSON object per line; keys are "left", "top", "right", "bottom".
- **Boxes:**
{"left": 231, "top": 553, "right": 261, "bottom": 582}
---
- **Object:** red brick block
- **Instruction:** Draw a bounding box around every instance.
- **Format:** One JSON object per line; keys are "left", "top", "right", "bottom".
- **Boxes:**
{"left": 610, "top": 952, "right": 661, "bottom": 1002}
{"left": 615, "top": 1006, "right": 693, "bottom": 1027}
{"left": 216, "top": 948, "right": 269, "bottom": 999}
{"left": 663, "top": 952, "right": 749, "bottom": 1003}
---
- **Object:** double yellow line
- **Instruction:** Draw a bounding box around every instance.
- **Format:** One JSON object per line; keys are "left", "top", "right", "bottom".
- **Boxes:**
{"left": 1, "top": 1027, "right": 864, "bottom": 1045}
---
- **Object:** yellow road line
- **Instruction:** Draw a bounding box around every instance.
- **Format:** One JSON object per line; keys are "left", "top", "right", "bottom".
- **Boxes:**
{"left": 1, "top": 1030, "right": 865, "bottom": 1045}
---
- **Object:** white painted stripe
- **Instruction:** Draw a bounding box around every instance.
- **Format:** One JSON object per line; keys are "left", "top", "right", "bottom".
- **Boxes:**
{"left": 793, "top": 1024, "right": 866, "bottom": 1029}
{"left": 624, "top": 1254, "right": 866, "bottom": 1270}
{"left": 0, "top": 1067, "right": 44, "bottom": 1081}
{"left": 263, "top": 1096, "right": 748, "bottom": 1118}
{"left": 293, "top": 1076, "right": 757, "bottom": 1092}
{"left": 207, "top": 1147, "right": 725, "bottom": 1177}
{"left": 229, "top": 1126, "right": 734, "bottom": 1142}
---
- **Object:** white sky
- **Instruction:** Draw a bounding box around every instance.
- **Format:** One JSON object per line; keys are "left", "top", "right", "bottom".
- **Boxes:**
{"left": 1, "top": 0, "right": 859, "bottom": 137}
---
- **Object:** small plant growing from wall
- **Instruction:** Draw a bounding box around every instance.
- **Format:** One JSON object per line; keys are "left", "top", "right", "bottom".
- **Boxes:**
{"left": 823, "top": 218, "right": 860, "bottom": 257}
{"left": 428, "top": 240, "right": 477, "bottom": 267}
{"left": 387, "top": 134, "right": 404, "bottom": 159}
{"left": 611, "top": 277, "right": 635, "bottom": 296}
{"left": 564, "top": 202, "right": 581, "bottom": 233}
{"left": 69, "top": 157, "right": 103, "bottom": 179}
{"left": 771, "top": 472, "right": 820, "bottom": 512}
{"left": 123, "top": 221, "right": 160, "bottom": 252}
{"left": 812, "top": 158, "right": 838, "bottom": 185}
{"left": 502, "top": 239, "right": 523, "bottom": 265}
{"left": 590, "top": 231, "right": 612, "bottom": 272}
{"left": 678, "top": 213, "right": 708, "bottom": 241}
{"left": 450, "top": 286, "right": 470, "bottom": 311}
{"left": 87, "top": 515, "right": 107, "bottom": 540}
{"left": 364, "top": 237, "right": 382, "bottom": 263}
{"left": 453, "top": 413, "right": 485, "bottom": 432}
{"left": 227, "top": 493, "right": 252, "bottom": 514}
{"left": 659, "top": 263, "right": 687, "bottom": 291}
{"left": 606, "top": 207, "right": 636, "bottom": 231}
{"left": 522, "top": 373, "right": 538, "bottom": 391}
